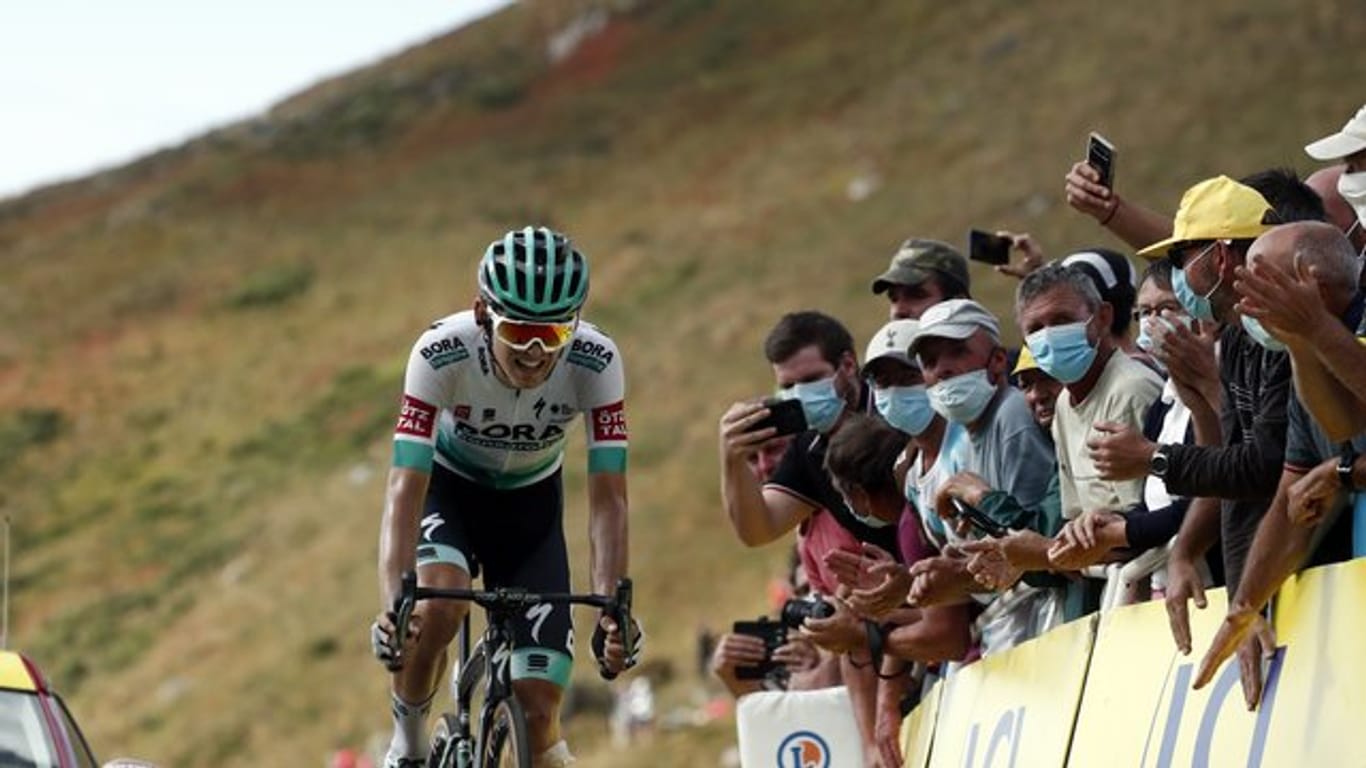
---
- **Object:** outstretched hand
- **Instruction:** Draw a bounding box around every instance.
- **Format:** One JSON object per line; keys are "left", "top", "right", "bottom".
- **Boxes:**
{"left": 994, "top": 231, "right": 1046, "bottom": 279}
{"left": 827, "top": 544, "right": 912, "bottom": 619}
{"left": 1194, "top": 606, "right": 1276, "bottom": 710}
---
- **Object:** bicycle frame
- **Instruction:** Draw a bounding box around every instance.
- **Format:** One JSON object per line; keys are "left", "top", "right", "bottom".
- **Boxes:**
{"left": 390, "top": 572, "right": 635, "bottom": 767}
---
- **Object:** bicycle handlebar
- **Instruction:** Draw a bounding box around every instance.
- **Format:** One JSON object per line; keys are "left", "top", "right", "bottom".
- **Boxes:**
{"left": 388, "top": 571, "right": 636, "bottom": 680}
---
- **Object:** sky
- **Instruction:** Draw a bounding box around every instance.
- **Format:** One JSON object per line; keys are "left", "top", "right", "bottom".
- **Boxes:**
{"left": 0, "top": 0, "right": 510, "bottom": 200}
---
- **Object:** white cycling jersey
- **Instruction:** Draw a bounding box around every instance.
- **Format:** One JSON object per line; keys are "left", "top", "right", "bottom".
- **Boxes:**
{"left": 392, "top": 310, "right": 627, "bottom": 489}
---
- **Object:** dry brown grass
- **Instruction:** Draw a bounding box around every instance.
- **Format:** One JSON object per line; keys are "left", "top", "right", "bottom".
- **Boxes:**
{"left": 1, "top": 0, "right": 1361, "bottom": 764}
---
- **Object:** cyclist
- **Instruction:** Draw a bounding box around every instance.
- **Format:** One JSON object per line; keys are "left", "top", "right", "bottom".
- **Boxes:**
{"left": 371, "top": 226, "right": 640, "bottom": 768}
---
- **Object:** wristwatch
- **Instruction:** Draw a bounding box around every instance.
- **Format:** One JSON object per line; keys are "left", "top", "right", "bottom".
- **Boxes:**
{"left": 1150, "top": 444, "right": 1172, "bottom": 479}
{"left": 1338, "top": 442, "right": 1358, "bottom": 490}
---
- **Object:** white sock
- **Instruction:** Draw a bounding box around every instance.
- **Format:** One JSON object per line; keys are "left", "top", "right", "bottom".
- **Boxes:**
{"left": 388, "top": 691, "right": 433, "bottom": 759}
{"left": 536, "top": 740, "right": 576, "bottom": 767}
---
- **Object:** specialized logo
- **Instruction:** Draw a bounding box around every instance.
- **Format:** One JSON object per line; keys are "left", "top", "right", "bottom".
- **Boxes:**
{"left": 526, "top": 603, "right": 553, "bottom": 644}
{"left": 592, "top": 401, "right": 628, "bottom": 442}
{"left": 396, "top": 395, "right": 437, "bottom": 438}
{"left": 420, "top": 337, "right": 469, "bottom": 369}
{"left": 419, "top": 513, "right": 444, "bottom": 542}
{"left": 567, "top": 339, "right": 615, "bottom": 373}
{"left": 775, "top": 731, "right": 830, "bottom": 768}
{"left": 533, "top": 397, "right": 547, "bottom": 419}
{"left": 453, "top": 404, "right": 472, "bottom": 421}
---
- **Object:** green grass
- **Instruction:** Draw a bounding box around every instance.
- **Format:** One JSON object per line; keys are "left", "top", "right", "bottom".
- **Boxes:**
{"left": 0, "top": 0, "right": 1360, "bottom": 764}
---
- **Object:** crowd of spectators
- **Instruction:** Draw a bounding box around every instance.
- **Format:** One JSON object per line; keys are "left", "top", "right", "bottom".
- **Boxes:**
{"left": 713, "top": 104, "right": 1366, "bottom": 766}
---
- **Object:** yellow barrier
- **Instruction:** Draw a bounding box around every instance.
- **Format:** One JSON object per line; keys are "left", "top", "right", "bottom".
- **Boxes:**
{"left": 900, "top": 559, "right": 1366, "bottom": 767}
{"left": 927, "top": 615, "right": 1096, "bottom": 768}
{"left": 901, "top": 678, "right": 941, "bottom": 768}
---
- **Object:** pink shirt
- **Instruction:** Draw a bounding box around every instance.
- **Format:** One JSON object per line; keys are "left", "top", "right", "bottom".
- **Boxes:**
{"left": 798, "top": 508, "right": 861, "bottom": 595}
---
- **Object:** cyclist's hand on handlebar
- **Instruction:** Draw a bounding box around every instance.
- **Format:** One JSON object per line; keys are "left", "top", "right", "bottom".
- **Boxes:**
{"left": 371, "top": 610, "right": 423, "bottom": 671}
{"left": 593, "top": 614, "right": 644, "bottom": 680}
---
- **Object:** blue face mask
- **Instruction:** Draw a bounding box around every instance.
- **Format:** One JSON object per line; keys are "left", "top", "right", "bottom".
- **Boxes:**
{"left": 1024, "top": 320, "right": 1098, "bottom": 385}
{"left": 1240, "top": 315, "right": 1287, "bottom": 352}
{"left": 927, "top": 369, "right": 997, "bottom": 425}
{"left": 874, "top": 385, "right": 935, "bottom": 436}
{"left": 785, "top": 376, "right": 846, "bottom": 434}
{"left": 1172, "top": 244, "right": 1221, "bottom": 322}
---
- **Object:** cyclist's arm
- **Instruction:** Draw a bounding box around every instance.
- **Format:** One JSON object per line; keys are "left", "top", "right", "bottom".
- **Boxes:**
{"left": 587, "top": 471, "right": 629, "bottom": 596}
{"left": 378, "top": 466, "right": 431, "bottom": 609}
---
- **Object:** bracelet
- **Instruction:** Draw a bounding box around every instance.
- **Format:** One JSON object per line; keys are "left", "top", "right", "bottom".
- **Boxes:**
{"left": 1099, "top": 197, "right": 1121, "bottom": 226}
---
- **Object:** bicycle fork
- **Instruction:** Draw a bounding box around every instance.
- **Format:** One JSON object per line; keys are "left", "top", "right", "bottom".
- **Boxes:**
{"left": 449, "top": 619, "right": 481, "bottom": 768}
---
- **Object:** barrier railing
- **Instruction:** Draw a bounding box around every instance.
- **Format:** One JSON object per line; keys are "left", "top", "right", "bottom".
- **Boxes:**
{"left": 899, "top": 558, "right": 1366, "bottom": 767}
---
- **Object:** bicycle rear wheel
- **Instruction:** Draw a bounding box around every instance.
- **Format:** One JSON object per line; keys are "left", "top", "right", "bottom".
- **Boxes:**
{"left": 480, "top": 696, "right": 531, "bottom": 768}
{"left": 428, "top": 714, "right": 461, "bottom": 768}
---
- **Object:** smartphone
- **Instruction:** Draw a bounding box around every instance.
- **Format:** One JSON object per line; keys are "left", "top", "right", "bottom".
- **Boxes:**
{"left": 748, "top": 397, "right": 808, "bottom": 437}
{"left": 732, "top": 618, "right": 787, "bottom": 680}
{"left": 950, "top": 497, "right": 1009, "bottom": 538}
{"left": 968, "top": 229, "right": 1012, "bottom": 266}
{"left": 1086, "top": 132, "right": 1117, "bottom": 189}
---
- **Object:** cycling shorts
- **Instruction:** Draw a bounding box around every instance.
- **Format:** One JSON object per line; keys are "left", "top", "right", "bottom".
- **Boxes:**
{"left": 417, "top": 464, "right": 575, "bottom": 687}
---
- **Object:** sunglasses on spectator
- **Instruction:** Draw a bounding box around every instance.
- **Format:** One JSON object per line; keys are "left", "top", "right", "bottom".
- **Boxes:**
{"left": 1168, "top": 241, "right": 1217, "bottom": 270}
{"left": 487, "top": 308, "right": 577, "bottom": 352}
{"left": 1132, "top": 302, "right": 1185, "bottom": 323}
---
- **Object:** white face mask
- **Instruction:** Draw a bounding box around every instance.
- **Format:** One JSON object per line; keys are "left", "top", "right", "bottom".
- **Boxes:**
{"left": 1337, "top": 170, "right": 1366, "bottom": 231}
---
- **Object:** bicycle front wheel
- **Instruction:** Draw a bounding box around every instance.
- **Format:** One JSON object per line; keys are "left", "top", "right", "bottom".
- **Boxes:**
{"left": 429, "top": 713, "right": 461, "bottom": 768}
{"left": 480, "top": 696, "right": 531, "bottom": 768}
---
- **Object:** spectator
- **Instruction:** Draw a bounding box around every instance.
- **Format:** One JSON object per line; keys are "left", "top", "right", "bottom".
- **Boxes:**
{"left": 821, "top": 413, "right": 971, "bottom": 768}
{"left": 1012, "top": 347, "right": 1063, "bottom": 442}
{"left": 860, "top": 319, "right": 968, "bottom": 551}
{"left": 1234, "top": 219, "right": 1366, "bottom": 441}
{"left": 1020, "top": 263, "right": 1163, "bottom": 525}
{"left": 1131, "top": 177, "right": 1286, "bottom": 701}
{"left": 1052, "top": 261, "right": 1215, "bottom": 587}
{"left": 910, "top": 299, "right": 1055, "bottom": 519}
{"left": 959, "top": 263, "right": 1161, "bottom": 599}
{"left": 1193, "top": 220, "right": 1366, "bottom": 704}
{"left": 905, "top": 300, "right": 1059, "bottom": 653}
{"left": 711, "top": 435, "right": 838, "bottom": 701}
{"left": 717, "top": 311, "right": 899, "bottom": 766}
{"left": 1060, "top": 249, "right": 1146, "bottom": 364}
{"left": 870, "top": 239, "right": 972, "bottom": 320}
{"left": 718, "top": 311, "right": 898, "bottom": 555}
{"left": 1304, "top": 103, "right": 1366, "bottom": 241}
{"left": 1304, "top": 165, "right": 1364, "bottom": 254}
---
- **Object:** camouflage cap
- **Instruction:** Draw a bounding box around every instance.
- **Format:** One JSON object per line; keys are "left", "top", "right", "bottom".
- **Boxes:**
{"left": 870, "top": 238, "right": 971, "bottom": 295}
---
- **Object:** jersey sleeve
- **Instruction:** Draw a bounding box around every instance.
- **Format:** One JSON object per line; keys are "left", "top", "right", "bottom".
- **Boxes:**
{"left": 391, "top": 328, "right": 461, "bottom": 472}
{"left": 570, "top": 332, "right": 628, "bottom": 474}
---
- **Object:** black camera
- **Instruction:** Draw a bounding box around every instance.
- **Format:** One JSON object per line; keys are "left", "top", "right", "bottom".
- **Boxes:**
{"left": 780, "top": 596, "right": 835, "bottom": 629}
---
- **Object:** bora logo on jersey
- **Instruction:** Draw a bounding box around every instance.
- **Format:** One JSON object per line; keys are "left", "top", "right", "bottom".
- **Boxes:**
{"left": 775, "top": 731, "right": 830, "bottom": 768}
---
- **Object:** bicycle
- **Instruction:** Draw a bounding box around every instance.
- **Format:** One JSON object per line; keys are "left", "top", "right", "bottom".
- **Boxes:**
{"left": 389, "top": 570, "right": 637, "bottom": 768}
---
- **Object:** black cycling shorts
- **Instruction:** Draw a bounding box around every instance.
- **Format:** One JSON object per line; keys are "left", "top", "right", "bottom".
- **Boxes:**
{"left": 417, "top": 464, "right": 575, "bottom": 687}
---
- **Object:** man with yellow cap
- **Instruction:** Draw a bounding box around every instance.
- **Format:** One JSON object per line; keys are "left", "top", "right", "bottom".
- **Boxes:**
{"left": 1012, "top": 346, "right": 1063, "bottom": 443}
{"left": 1129, "top": 176, "right": 1288, "bottom": 708}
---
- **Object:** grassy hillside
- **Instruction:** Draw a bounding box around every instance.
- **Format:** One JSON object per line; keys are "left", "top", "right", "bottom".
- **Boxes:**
{"left": 1, "top": 0, "right": 1361, "bottom": 764}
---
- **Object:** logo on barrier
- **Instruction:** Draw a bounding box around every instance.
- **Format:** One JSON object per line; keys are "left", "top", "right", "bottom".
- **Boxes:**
{"left": 775, "top": 731, "right": 830, "bottom": 768}
{"left": 1140, "top": 647, "right": 1286, "bottom": 768}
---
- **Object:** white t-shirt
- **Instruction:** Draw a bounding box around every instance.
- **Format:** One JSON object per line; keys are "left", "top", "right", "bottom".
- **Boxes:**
{"left": 903, "top": 421, "right": 967, "bottom": 551}
{"left": 1052, "top": 349, "right": 1163, "bottom": 519}
{"left": 1144, "top": 379, "right": 1191, "bottom": 511}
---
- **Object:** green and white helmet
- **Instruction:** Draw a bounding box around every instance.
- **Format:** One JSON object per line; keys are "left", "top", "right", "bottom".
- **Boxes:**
{"left": 478, "top": 226, "right": 590, "bottom": 322}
